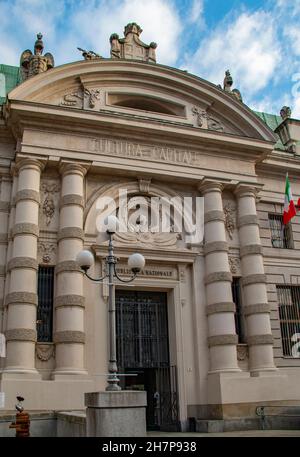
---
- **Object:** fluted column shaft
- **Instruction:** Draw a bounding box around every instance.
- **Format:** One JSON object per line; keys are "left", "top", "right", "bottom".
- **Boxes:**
{"left": 4, "top": 158, "right": 43, "bottom": 376}
{"left": 53, "top": 163, "right": 87, "bottom": 378}
{"left": 200, "top": 181, "right": 240, "bottom": 373}
{"left": 235, "top": 185, "right": 276, "bottom": 373}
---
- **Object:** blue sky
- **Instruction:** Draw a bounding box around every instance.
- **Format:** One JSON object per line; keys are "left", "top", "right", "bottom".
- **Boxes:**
{"left": 1, "top": 0, "right": 300, "bottom": 117}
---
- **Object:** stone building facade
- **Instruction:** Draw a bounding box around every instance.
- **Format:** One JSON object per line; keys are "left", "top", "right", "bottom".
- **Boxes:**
{"left": 0, "top": 25, "right": 300, "bottom": 431}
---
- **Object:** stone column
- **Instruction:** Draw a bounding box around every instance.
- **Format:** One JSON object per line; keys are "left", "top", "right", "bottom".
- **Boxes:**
{"left": 52, "top": 163, "right": 88, "bottom": 378}
{"left": 235, "top": 184, "right": 276, "bottom": 373}
{"left": 200, "top": 180, "right": 240, "bottom": 373}
{"left": 3, "top": 158, "right": 43, "bottom": 377}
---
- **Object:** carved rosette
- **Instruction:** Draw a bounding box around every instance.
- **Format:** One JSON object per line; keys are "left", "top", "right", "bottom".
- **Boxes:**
{"left": 36, "top": 343, "right": 55, "bottom": 361}
{"left": 40, "top": 182, "right": 60, "bottom": 226}
{"left": 223, "top": 202, "right": 236, "bottom": 239}
{"left": 38, "top": 242, "right": 56, "bottom": 264}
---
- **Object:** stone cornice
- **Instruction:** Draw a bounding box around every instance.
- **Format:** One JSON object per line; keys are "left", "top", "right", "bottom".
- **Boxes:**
{"left": 208, "top": 334, "right": 238, "bottom": 347}
{"left": 12, "top": 223, "right": 39, "bottom": 238}
{"left": 6, "top": 328, "right": 37, "bottom": 342}
{"left": 8, "top": 257, "right": 38, "bottom": 271}
{"left": 247, "top": 334, "right": 274, "bottom": 346}
{"left": 206, "top": 302, "right": 236, "bottom": 315}
{"left": 54, "top": 295, "right": 85, "bottom": 308}
{"left": 205, "top": 271, "right": 232, "bottom": 285}
{"left": 57, "top": 227, "right": 84, "bottom": 241}
{"left": 54, "top": 331, "right": 85, "bottom": 344}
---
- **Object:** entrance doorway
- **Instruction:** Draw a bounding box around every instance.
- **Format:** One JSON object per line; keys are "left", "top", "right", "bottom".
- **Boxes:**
{"left": 116, "top": 290, "right": 179, "bottom": 430}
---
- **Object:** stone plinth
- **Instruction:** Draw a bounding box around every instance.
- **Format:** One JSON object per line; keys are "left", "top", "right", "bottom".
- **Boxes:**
{"left": 85, "top": 391, "right": 147, "bottom": 437}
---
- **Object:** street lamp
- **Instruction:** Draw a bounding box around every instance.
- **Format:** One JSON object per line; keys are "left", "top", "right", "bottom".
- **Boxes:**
{"left": 76, "top": 215, "right": 145, "bottom": 391}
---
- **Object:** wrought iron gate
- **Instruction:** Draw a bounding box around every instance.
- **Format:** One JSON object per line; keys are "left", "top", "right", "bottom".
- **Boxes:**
{"left": 116, "top": 290, "right": 179, "bottom": 430}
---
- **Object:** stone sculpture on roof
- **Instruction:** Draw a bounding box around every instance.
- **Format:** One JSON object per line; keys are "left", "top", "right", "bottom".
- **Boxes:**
{"left": 20, "top": 33, "right": 54, "bottom": 81}
{"left": 280, "top": 106, "right": 292, "bottom": 120}
{"left": 109, "top": 22, "right": 157, "bottom": 62}
{"left": 222, "top": 70, "right": 243, "bottom": 102}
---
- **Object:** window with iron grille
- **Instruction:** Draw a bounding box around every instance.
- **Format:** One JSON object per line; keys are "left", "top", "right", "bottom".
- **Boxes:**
{"left": 232, "top": 277, "right": 246, "bottom": 343}
{"left": 269, "top": 213, "right": 293, "bottom": 249}
{"left": 277, "top": 285, "right": 300, "bottom": 356}
{"left": 37, "top": 266, "right": 54, "bottom": 342}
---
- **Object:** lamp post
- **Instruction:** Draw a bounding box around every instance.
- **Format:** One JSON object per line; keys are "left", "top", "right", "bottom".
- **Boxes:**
{"left": 76, "top": 215, "right": 145, "bottom": 391}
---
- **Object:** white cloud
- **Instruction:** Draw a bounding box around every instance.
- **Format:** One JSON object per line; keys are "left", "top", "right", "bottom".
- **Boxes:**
{"left": 188, "top": 0, "right": 203, "bottom": 23}
{"left": 69, "top": 0, "right": 182, "bottom": 65}
{"left": 0, "top": 0, "right": 181, "bottom": 66}
{"left": 181, "top": 11, "right": 282, "bottom": 98}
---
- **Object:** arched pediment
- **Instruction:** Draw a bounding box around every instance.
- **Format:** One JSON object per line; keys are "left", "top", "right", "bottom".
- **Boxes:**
{"left": 7, "top": 59, "right": 276, "bottom": 142}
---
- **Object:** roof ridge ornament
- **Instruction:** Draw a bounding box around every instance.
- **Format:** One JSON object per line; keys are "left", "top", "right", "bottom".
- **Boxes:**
{"left": 221, "top": 70, "right": 243, "bottom": 103}
{"left": 77, "top": 47, "right": 102, "bottom": 60}
{"left": 280, "top": 106, "right": 292, "bottom": 120}
{"left": 110, "top": 22, "right": 157, "bottom": 62}
{"left": 20, "top": 33, "right": 54, "bottom": 81}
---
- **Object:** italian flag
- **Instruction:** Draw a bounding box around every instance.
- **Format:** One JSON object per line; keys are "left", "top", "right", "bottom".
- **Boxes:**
{"left": 283, "top": 174, "right": 296, "bottom": 224}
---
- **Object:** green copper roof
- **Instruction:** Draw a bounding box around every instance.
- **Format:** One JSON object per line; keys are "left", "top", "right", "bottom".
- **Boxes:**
{"left": 254, "top": 110, "right": 285, "bottom": 150}
{"left": 0, "top": 64, "right": 21, "bottom": 104}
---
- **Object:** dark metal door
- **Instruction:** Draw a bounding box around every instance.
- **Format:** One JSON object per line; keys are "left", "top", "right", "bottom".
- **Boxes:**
{"left": 116, "top": 290, "right": 179, "bottom": 430}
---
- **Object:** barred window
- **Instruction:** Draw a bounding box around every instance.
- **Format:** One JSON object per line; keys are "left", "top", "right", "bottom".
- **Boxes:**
{"left": 268, "top": 213, "right": 293, "bottom": 249}
{"left": 277, "top": 285, "right": 300, "bottom": 356}
{"left": 232, "top": 277, "right": 246, "bottom": 344}
{"left": 37, "top": 266, "right": 54, "bottom": 342}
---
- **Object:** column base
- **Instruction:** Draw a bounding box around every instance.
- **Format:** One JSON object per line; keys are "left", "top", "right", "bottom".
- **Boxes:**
{"left": 250, "top": 367, "right": 279, "bottom": 377}
{"left": 52, "top": 369, "right": 89, "bottom": 380}
{"left": 0, "top": 368, "right": 41, "bottom": 380}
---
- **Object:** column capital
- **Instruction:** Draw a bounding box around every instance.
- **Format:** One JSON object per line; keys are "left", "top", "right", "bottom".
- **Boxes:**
{"left": 15, "top": 157, "right": 46, "bottom": 174}
{"left": 198, "top": 179, "right": 224, "bottom": 195}
{"left": 234, "top": 183, "right": 262, "bottom": 198}
{"left": 59, "top": 161, "right": 90, "bottom": 177}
